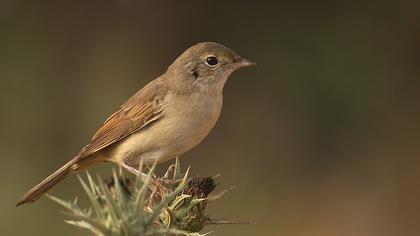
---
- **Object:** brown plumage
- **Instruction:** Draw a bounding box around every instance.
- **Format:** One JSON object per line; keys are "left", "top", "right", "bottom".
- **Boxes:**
{"left": 17, "top": 42, "right": 255, "bottom": 206}
{"left": 16, "top": 79, "right": 167, "bottom": 206}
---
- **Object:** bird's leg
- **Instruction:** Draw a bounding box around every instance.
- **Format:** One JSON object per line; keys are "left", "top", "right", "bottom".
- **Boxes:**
{"left": 122, "top": 162, "right": 148, "bottom": 180}
{"left": 122, "top": 158, "right": 182, "bottom": 184}
{"left": 122, "top": 161, "right": 159, "bottom": 191}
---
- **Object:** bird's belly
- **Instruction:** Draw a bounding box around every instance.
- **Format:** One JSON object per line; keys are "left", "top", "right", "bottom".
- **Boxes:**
{"left": 105, "top": 93, "right": 222, "bottom": 165}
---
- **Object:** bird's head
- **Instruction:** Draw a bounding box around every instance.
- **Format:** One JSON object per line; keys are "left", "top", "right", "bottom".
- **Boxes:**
{"left": 167, "top": 42, "right": 255, "bottom": 92}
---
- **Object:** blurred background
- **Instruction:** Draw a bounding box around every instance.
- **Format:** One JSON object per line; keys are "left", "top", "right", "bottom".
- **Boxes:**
{"left": 1, "top": 0, "right": 420, "bottom": 235}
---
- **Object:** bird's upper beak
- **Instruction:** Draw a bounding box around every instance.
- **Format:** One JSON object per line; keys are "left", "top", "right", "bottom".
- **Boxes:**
{"left": 237, "top": 58, "right": 257, "bottom": 67}
{"left": 229, "top": 57, "right": 257, "bottom": 69}
{"left": 227, "top": 57, "right": 256, "bottom": 70}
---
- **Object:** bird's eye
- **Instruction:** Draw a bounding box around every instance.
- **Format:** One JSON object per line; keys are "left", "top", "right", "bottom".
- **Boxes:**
{"left": 205, "top": 56, "right": 219, "bottom": 67}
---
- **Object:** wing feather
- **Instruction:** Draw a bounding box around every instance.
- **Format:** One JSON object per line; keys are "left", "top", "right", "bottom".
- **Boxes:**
{"left": 76, "top": 78, "right": 167, "bottom": 159}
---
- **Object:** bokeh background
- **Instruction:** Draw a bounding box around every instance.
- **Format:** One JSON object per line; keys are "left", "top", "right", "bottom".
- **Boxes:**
{"left": 1, "top": 1, "right": 420, "bottom": 235}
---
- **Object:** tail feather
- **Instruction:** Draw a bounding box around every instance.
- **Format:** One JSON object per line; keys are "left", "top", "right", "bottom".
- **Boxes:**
{"left": 16, "top": 158, "right": 81, "bottom": 206}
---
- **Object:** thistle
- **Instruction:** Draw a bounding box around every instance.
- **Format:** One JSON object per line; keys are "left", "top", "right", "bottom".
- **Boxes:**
{"left": 48, "top": 158, "right": 244, "bottom": 236}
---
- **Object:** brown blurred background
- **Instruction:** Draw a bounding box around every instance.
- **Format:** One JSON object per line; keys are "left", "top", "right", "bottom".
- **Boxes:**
{"left": 1, "top": 0, "right": 420, "bottom": 235}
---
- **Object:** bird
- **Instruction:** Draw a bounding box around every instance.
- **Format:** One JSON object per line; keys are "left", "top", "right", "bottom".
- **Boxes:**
{"left": 17, "top": 42, "right": 255, "bottom": 206}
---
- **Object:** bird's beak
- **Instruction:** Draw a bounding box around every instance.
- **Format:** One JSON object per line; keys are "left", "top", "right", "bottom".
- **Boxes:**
{"left": 236, "top": 58, "right": 257, "bottom": 67}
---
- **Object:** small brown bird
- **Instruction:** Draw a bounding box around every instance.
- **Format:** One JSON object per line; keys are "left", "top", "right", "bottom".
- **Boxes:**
{"left": 17, "top": 42, "right": 255, "bottom": 206}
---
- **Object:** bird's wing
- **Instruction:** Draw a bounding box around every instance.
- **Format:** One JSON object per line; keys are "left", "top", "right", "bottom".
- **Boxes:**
{"left": 76, "top": 79, "right": 168, "bottom": 159}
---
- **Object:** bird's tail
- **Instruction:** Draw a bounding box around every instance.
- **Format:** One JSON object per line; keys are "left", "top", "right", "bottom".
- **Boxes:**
{"left": 16, "top": 157, "right": 86, "bottom": 206}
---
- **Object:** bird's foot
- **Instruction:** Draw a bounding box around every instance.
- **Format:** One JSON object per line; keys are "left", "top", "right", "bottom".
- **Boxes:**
{"left": 122, "top": 162, "right": 148, "bottom": 179}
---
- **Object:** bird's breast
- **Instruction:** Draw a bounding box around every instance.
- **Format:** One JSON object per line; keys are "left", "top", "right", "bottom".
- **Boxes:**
{"left": 161, "top": 91, "right": 223, "bottom": 154}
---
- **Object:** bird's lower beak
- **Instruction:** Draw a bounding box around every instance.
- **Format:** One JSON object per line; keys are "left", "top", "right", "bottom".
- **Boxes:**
{"left": 237, "top": 58, "right": 257, "bottom": 67}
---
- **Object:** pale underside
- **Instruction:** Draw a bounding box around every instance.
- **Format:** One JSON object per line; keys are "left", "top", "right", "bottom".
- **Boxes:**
{"left": 75, "top": 77, "right": 223, "bottom": 173}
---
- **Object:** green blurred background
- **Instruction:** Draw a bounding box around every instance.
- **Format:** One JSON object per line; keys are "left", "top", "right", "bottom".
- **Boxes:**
{"left": 1, "top": 0, "right": 420, "bottom": 235}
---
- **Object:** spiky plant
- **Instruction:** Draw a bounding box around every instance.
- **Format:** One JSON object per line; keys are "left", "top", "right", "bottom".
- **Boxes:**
{"left": 48, "top": 158, "right": 243, "bottom": 236}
